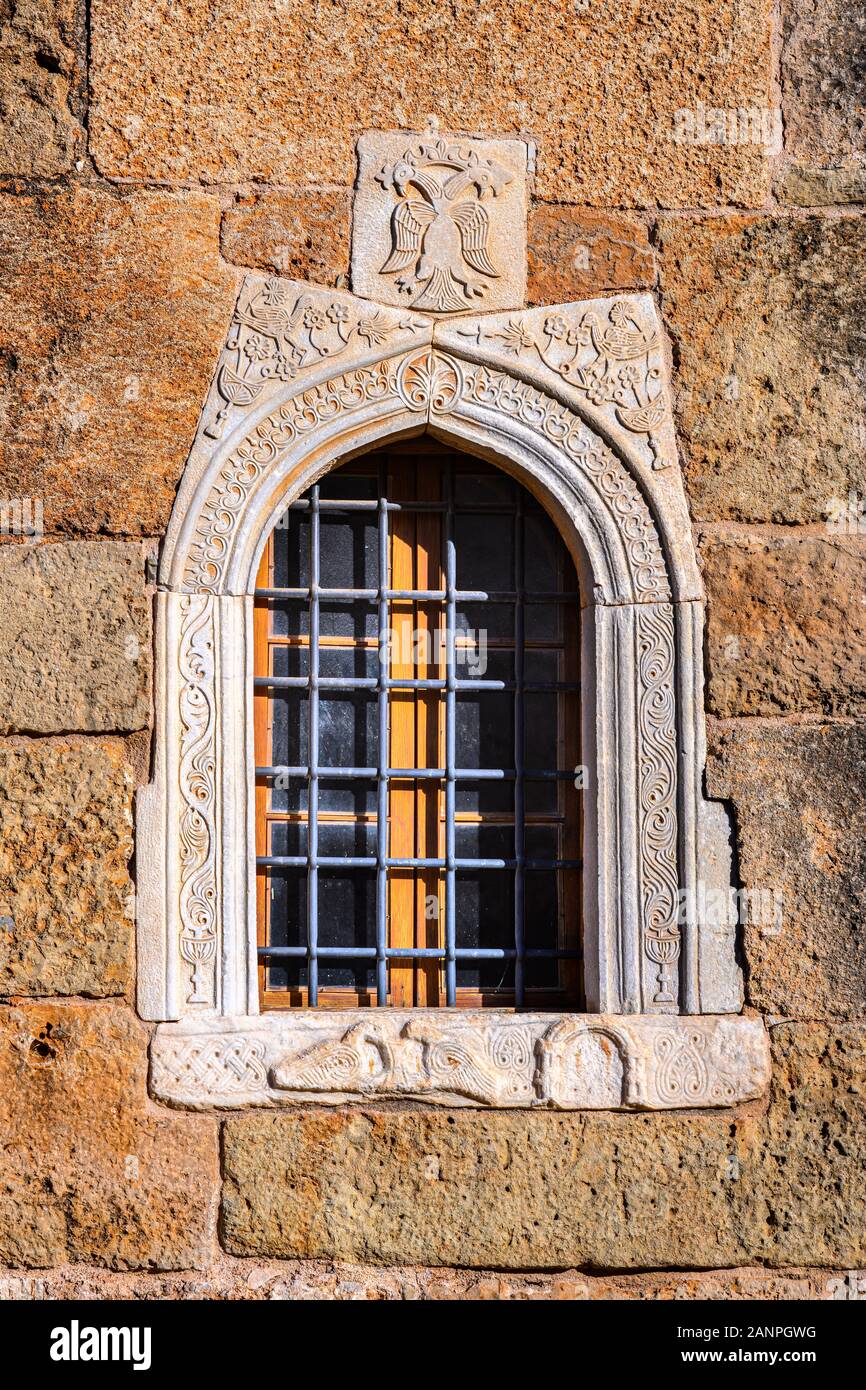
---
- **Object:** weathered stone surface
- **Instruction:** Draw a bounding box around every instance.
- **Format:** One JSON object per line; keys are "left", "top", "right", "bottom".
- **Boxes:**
{"left": 758, "top": 1024, "right": 866, "bottom": 1266}
{"left": 0, "top": 1258, "right": 849, "bottom": 1301}
{"left": 0, "top": 1002, "right": 218, "bottom": 1269}
{"left": 701, "top": 529, "right": 866, "bottom": 716}
{"left": 222, "top": 1106, "right": 756, "bottom": 1269}
{"left": 527, "top": 206, "right": 655, "bottom": 304}
{"left": 0, "top": 739, "right": 134, "bottom": 998}
{"left": 707, "top": 721, "right": 866, "bottom": 1020}
{"left": 781, "top": 0, "right": 866, "bottom": 164}
{"left": 0, "top": 0, "right": 83, "bottom": 177}
{"left": 89, "top": 0, "right": 773, "bottom": 207}
{"left": 0, "top": 185, "right": 237, "bottom": 536}
{"left": 0, "top": 542, "right": 151, "bottom": 734}
{"left": 222, "top": 1023, "right": 866, "bottom": 1270}
{"left": 657, "top": 215, "right": 866, "bottom": 522}
{"left": 774, "top": 160, "right": 866, "bottom": 206}
{"left": 220, "top": 190, "right": 351, "bottom": 283}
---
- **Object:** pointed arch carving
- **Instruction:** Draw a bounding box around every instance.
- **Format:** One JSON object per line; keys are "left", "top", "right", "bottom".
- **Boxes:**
{"left": 139, "top": 274, "right": 769, "bottom": 1111}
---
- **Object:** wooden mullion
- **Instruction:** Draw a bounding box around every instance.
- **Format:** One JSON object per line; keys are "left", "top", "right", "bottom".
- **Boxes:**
{"left": 387, "top": 457, "right": 417, "bottom": 1006}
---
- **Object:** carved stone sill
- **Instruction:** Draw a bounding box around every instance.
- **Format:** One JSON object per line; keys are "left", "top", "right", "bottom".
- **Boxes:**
{"left": 149, "top": 1012, "right": 769, "bottom": 1111}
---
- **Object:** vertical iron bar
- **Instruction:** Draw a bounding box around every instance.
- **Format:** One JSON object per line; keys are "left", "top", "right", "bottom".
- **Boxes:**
{"left": 513, "top": 485, "right": 526, "bottom": 1007}
{"left": 307, "top": 485, "right": 320, "bottom": 1005}
{"left": 444, "top": 462, "right": 457, "bottom": 1006}
{"left": 376, "top": 461, "right": 389, "bottom": 1005}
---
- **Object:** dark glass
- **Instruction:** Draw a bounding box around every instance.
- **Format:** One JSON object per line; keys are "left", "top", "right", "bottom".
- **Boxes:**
{"left": 524, "top": 825, "right": 564, "bottom": 989}
{"left": 318, "top": 512, "right": 379, "bottom": 590}
{"left": 455, "top": 824, "right": 514, "bottom": 992}
{"left": 454, "top": 470, "right": 514, "bottom": 508}
{"left": 455, "top": 649, "right": 514, "bottom": 814}
{"left": 455, "top": 511, "right": 513, "bottom": 592}
{"left": 271, "top": 510, "right": 309, "bottom": 588}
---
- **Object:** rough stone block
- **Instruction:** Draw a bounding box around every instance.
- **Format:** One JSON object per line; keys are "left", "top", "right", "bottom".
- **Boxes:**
{"left": 89, "top": 0, "right": 774, "bottom": 207}
{"left": 657, "top": 215, "right": 866, "bottom": 522}
{"left": 781, "top": 0, "right": 866, "bottom": 165}
{"left": 220, "top": 190, "right": 351, "bottom": 283}
{"left": 757, "top": 1023, "right": 866, "bottom": 1266}
{"left": 0, "top": 738, "right": 134, "bottom": 998}
{"left": 701, "top": 529, "right": 866, "bottom": 716}
{"left": 527, "top": 206, "right": 655, "bottom": 304}
{"left": 0, "top": 185, "right": 238, "bottom": 537}
{"left": 0, "top": 1002, "right": 219, "bottom": 1269}
{"left": 0, "top": 541, "right": 151, "bottom": 734}
{"left": 774, "top": 160, "right": 866, "bottom": 206}
{"left": 222, "top": 1105, "right": 755, "bottom": 1269}
{"left": 707, "top": 721, "right": 866, "bottom": 1020}
{"left": 0, "top": 0, "right": 83, "bottom": 177}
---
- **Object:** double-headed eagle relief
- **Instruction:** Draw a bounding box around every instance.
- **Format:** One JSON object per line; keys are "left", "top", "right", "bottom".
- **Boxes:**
{"left": 375, "top": 137, "right": 513, "bottom": 312}
{"left": 351, "top": 129, "right": 528, "bottom": 314}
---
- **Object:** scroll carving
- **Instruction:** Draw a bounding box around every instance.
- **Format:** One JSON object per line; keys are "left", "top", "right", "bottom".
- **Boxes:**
{"left": 178, "top": 594, "right": 218, "bottom": 1006}
{"left": 636, "top": 604, "right": 680, "bottom": 1008}
{"left": 456, "top": 362, "right": 671, "bottom": 602}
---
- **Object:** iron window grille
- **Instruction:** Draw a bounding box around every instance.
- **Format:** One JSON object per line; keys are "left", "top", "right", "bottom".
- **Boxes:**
{"left": 254, "top": 447, "right": 582, "bottom": 1008}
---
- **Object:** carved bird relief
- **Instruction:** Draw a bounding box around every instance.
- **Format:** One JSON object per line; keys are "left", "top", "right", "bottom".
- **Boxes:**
{"left": 377, "top": 140, "right": 512, "bottom": 313}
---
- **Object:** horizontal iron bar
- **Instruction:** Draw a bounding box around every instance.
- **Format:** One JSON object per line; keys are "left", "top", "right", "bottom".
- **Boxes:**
{"left": 256, "top": 766, "right": 575, "bottom": 781}
{"left": 257, "top": 856, "right": 583, "bottom": 870}
{"left": 255, "top": 676, "right": 580, "bottom": 692}
{"left": 258, "top": 946, "right": 582, "bottom": 960}
{"left": 256, "top": 587, "right": 580, "bottom": 603}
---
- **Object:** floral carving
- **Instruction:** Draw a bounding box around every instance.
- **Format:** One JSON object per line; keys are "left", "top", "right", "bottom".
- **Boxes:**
{"left": 186, "top": 360, "right": 403, "bottom": 591}
{"left": 204, "top": 278, "right": 425, "bottom": 440}
{"left": 376, "top": 136, "right": 513, "bottom": 312}
{"left": 458, "top": 365, "right": 671, "bottom": 602}
{"left": 178, "top": 595, "right": 218, "bottom": 1005}
{"left": 397, "top": 349, "right": 462, "bottom": 413}
{"left": 457, "top": 300, "right": 673, "bottom": 468}
{"left": 636, "top": 604, "right": 680, "bottom": 1008}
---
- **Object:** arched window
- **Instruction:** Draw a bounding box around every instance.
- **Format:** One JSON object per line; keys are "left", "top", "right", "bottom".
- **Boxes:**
{"left": 141, "top": 269, "right": 768, "bottom": 1113}
{"left": 253, "top": 443, "right": 582, "bottom": 1009}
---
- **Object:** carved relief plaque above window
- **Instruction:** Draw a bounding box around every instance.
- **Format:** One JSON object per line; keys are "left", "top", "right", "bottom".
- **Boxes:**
{"left": 351, "top": 130, "right": 528, "bottom": 314}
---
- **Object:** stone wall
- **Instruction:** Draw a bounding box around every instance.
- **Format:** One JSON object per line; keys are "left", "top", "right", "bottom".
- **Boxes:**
{"left": 0, "top": 0, "right": 864, "bottom": 1298}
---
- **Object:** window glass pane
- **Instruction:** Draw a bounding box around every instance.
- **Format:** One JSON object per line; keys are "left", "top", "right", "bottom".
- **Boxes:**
{"left": 318, "top": 513, "right": 378, "bottom": 589}
{"left": 320, "top": 692, "right": 378, "bottom": 768}
{"left": 271, "top": 691, "right": 306, "bottom": 768}
{"left": 272, "top": 645, "right": 308, "bottom": 678}
{"left": 455, "top": 599, "right": 511, "bottom": 643}
{"left": 524, "top": 691, "right": 559, "bottom": 773}
{"left": 318, "top": 472, "right": 377, "bottom": 501}
{"left": 318, "top": 871, "right": 377, "bottom": 990}
{"left": 454, "top": 470, "right": 513, "bottom": 508}
{"left": 455, "top": 824, "right": 514, "bottom": 992}
{"left": 270, "top": 597, "right": 306, "bottom": 638}
{"left": 271, "top": 511, "right": 309, "bottom": 588}
{"left": 265, "top": 867, "right": 305, "bottom": 990}
{"left": 524, "top": 826, "right": 567, "bottom": 990}
{"left": 455, "top": 512, "right": 513, "bottom": 592}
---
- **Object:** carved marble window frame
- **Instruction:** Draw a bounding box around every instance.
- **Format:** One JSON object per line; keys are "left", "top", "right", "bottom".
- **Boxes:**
{"left": 139, "top": 275, "right": 770, "bottom": 1112}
